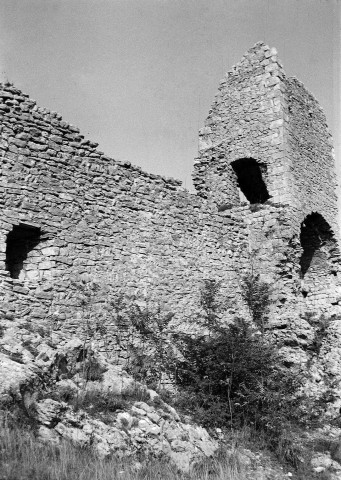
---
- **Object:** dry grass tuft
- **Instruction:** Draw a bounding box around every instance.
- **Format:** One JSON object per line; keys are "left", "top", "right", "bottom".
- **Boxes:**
{"left": 0, "top": 419, "right": 248, "bottom": 480}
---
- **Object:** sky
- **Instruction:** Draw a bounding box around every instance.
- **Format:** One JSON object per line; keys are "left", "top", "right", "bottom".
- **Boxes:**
{"left": 0, "top": 0, "right": 340, "bottom": 202}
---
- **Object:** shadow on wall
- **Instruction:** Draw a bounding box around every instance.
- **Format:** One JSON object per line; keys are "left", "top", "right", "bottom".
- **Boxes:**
{"left": 231, "top": 158, "right": 270, "bottom": 205}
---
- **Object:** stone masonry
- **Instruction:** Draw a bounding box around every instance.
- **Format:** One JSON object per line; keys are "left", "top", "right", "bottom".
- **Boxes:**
{"left": 0, "top": 42, "right": 340, "bottom": 361}
{"left": 194, "top": 41, "right": 341, "bottom": 319}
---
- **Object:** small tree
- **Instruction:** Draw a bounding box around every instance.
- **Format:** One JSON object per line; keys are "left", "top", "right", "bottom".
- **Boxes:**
{"left": 71, "top": 275, "right": 113, "bottom": 383}
{"left": 199, "top": 279, "right": 223, "bottom": 329}
{"left": 241, "top": 271, "right": 271, "bottom": 334}
{"left": 127, "top": 302, "right": 175, "bottom": 389}
{"left": 172, "top": 278, "right": 304, "bottom": 437}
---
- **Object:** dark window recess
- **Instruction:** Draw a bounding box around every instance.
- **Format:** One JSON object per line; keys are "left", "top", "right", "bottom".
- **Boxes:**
{"left": 300, "top": 213, "right": 335, "bottom": 277}
{"left": 231, "top": 158, "right": 270, "bottom": 204}
{"left": 6, "top": 225, "right": 41, "bottom": 279}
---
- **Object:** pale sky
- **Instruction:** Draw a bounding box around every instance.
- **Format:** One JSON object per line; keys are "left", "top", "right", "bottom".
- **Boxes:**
{"left": 0, "top": 0, "right": 340, "bottom": 206}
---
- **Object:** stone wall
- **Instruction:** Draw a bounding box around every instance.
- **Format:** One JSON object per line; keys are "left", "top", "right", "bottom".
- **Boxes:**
{"left": 193, "top": 41, "right": 341, "bottom": 318}
{"left": 284, "top": 77, "right": 338, "bottom": 233}
{"left": 193, "top": 42, "right": 289, "bottom": 207}
{"left": 0, "top": 83, "right": 252, "bottom": 359}
{"left": 0, "top": 42, "right": 340, "bottom": 362}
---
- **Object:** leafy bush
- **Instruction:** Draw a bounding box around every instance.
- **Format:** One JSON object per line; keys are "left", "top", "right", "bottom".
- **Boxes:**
{"left": 241, "top": 272, "right": 271, "bottom": 333}
{"left": 80, "top": 354, "right": 106, "bottom": 382}
{"left": 199, "top": 279, "right": 224, "bottom": 328}
{"left": 69, "top": 273, "right": 311, "bottom": 469}
{"left": 126, "top": 303, "right": 175, "bottom": 389}
{"left": 174, "top": 317, "right": 303, "bottom": 432}
{"left": 71, "top": 388, "right": 129, "bottom": 415}
{"left": 171, "top": 278, "right": 306, "bottom": 461}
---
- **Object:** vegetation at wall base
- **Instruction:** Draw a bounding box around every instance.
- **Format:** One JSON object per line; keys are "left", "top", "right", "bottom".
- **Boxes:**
{"left": 0, "top": 414, "right": 253, "bottom": 480}
{"left": 123, "top": 277, "right": 322, "bottom": 471}
{"left": 1, "top": 275, "right": 337, "bottom": 479}
{"left": 0, "top": 413, "right": 330, "bottom": 480}
{"left": 172, "top": 318, "right": 307, "bottom": 463}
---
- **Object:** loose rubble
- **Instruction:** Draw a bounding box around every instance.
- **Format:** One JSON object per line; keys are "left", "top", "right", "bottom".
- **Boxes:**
{"left": 0, "top": 327, "right": 218, "bottom": 472}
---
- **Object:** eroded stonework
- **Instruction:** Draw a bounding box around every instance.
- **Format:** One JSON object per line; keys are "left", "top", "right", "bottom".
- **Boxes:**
{"left": 0, "top": 42, "right": 340, "bottom": 363}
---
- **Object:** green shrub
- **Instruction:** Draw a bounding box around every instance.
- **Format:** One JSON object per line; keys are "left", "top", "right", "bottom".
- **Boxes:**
{"left": 50, "top": 384, "right": 76, "bottom": 403}
{"left": 71, "top": 388, "right": 129, "bottom": 415}
{"left": 68, "top": 384, "right": 150, "bottom": 418}
{"left": 169, "top": 278, "right": 306, "bottom": 467}
{"left": 241, "top": 272, "right": 270, "bottom": 333}
{"left": 81, "top": 355, "right": 106, "bottom": 382}
{"left": 199, "top": 279, "right": 224, "bottom": 328}
{"left": 174, "top": 317, "right": 303, "bottom": 431}
{"left": 126, "top": 303, "right": 175, "bottom": 389}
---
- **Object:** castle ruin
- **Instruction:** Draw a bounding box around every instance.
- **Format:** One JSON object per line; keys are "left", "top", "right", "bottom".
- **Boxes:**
{"left": 0, "top": 42, "right": 340, "bottom": 360}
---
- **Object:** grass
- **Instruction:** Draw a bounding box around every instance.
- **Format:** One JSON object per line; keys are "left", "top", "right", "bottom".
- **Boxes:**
{"left": 0, "top": 410, "right": 332, "bottom": 479}
{"left": 44, "top": 382, "right": 152, "bottom": 424}
{"left": 0, "top": 419, "right": 248, "bottom": 480}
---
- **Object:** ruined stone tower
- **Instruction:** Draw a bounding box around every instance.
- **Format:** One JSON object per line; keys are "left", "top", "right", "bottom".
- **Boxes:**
{"left": 193, "top": 42, "right": 338, "bottom": 228}
{"left": 193, "top": 41, "right": 340, "bottom": 318}
{"left": 0, "top": 42, "right": 339, "bottom": 359}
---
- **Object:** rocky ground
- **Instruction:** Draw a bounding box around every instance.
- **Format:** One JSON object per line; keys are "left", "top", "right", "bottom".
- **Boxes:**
{"left": 0, "top": 316, "right": 218, "bottom": 472}
{"left": 1, "top": 317, "right": 341, "bottom": 479}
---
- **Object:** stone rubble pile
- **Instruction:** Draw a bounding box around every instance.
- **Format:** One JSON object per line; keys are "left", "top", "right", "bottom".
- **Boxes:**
{"left": 0, "top": 324, "right": 218, "bottom": 472}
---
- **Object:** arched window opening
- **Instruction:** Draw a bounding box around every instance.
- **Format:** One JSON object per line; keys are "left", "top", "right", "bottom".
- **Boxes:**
{"left": 300, "top": 213, "right": 336, "bottom": 278}
{"left": 6, "top": 224, "right": 41, "bottom": 279}
{"left": 231, "top": 158, "right": 270, "bottom": 204}
{"left": 299, "top": 213, "right": 339, "bottom": 309}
